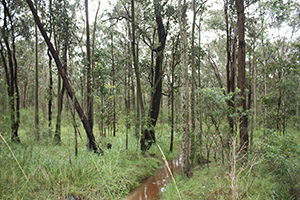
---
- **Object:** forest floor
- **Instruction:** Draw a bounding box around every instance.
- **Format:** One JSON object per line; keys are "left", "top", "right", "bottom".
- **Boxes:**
{"left": 0, "top": 112, "right": 179, "bottom": 199}
{"left": 162, "top": 128, "right": 300, "bottom": 200}
{"left": 1, "top": 109, "right": 300, "bottom": 199}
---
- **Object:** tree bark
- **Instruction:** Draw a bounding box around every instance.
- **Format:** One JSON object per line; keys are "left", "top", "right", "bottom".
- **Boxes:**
{"left": 111, "top": 33, "right": 116, "bottom": 137}
{"left": 131, "top": 0, "right": 146, "bottom": 152}
{"left": 178, "top": 0, "right": 191, "bottom": 177}
{"left": 54, "top": 40, "right": 67, "bottom": 144}
{"left": 190, "top": 0, "right": 196, "bottom": 165}
{"left": 26, "top": 0, "right": 102, "bottom": 153}
{"left": 225, "top": 0, "right": 235, "bottom": 138}
{"left": 85, "top": 0, "right": 94, "bottom": 147}
{"left": 142, "top": 0, "right": 167, "bottom": 151}
{"left": 1, "top": 0, "right": 20, "bottom": 142}
{"left": 47, "top": 0, "right": 53, "bottom": 129}
{"left": 236, "top": 0, "right": 248, "bottom": 152}
{"left": 35, "top": 0, "right": 39, "bottom": 141}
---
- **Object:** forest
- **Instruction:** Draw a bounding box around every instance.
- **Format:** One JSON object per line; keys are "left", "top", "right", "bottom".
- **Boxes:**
{"left": 0, "top": 0, "right": 300, "bottom": 199}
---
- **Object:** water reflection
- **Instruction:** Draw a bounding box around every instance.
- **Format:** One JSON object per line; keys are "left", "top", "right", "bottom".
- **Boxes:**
{"left": 126, "top": 155, "right": 182, "bottom": 200}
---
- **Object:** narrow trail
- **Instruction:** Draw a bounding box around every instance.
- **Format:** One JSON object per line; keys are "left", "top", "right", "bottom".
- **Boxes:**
{"left": 125, "top": 155, "right": 182, "bottom": 200}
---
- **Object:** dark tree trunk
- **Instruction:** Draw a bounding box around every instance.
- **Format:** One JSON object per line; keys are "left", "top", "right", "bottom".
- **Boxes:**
{"left": 48, "top": 49, "right": 53, "bottom": 128}
{"left": 26, "top": 0, "right": 102, "bottom": 153}
{"left": 54, "top": 40, "right": 67, "bottom": 144}
{"left": 85, "top": 0, "right": 93, "bottom": 145}
{"left": 236, "top": 0, "right": 248, "bottom": 152}
{"left": 48, "top": 0, "right": 53, "bottom": 129}
{"left": 225, "top": 0, "right": 235, "bottom": 138}
{"left": 1, "top": 1, "right": 20, "bottom": 142}
{"left": 142, "top": 0, "right": 167, "bottom": 151}
{"left": 169, "top": 39, "right": 176, "bottom": 153}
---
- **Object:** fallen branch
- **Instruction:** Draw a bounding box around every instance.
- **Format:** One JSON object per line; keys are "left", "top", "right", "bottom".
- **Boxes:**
{"left": 157, "top": 144, "right": 182, "bottom": 200}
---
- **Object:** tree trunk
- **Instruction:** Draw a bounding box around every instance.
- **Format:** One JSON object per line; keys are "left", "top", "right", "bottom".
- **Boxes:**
{"left": 169, "top": 39, "right": 177, "bottom": 153}
{"left": 85, "top": 0, "right": 94, "bottom": 149}
{"left": 47, "top": 0, "right": 53, "bottom": 129}
{"left": 1, "top": 1, "right": 20, "bottom": 142}
{"left": 54, "top": 40, "right": 67, "bottom": 145}
{"left": 236, "top": 0, "right": 248, "bottom": 152}
{"left": 35, "top": 0, "right": 39, "bottom": 141}
{"left": 111, "top": 33, "right": 116, "bottom": 137}
{"left": 142, "top": 0, "right": 167, "bottom": 151}
{"left": 197, "top": 14, "right": 203, "bottom": 162}
{"left": 190, "top": 0, "right": 196, "bottom": 165}
{"left": 225, "top": 0, "right": 235, "bottom": 139}
{"left": 131, "top": 0, "right": 146, "bottom": 152}
{"left": 178, "top": 0, "right": 191, "bottom": 177}
{"left": 26, "top": 0, "right": 102, "bottom": 153}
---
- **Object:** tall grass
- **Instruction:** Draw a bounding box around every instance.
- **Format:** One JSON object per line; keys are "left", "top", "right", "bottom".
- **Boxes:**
{"left": 0, "top": 109, "right": 181, "bottom": 199}
{"left": 162, "top": 127, "right": 300, "bottom": 200}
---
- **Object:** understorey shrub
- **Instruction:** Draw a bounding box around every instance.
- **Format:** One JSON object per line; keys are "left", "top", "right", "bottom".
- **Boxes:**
{"left": 259, "top": 132, "right": 300, "bottom": 199}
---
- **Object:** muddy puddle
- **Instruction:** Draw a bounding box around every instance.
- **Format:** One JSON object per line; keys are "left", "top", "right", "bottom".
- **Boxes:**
{"left": 125, "top": 155, "right": 182, "bottom": 200}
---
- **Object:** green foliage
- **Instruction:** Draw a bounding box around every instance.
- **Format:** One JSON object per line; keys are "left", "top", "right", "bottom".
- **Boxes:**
{"left": 0, "top": 128, "right": 164, "bottom": 199}
{"left": 197, "top": 87, "right": 227, "bottom": 119}
{"left": 259, "top": 132, "right": 300, "bottom": 199}
{"left": 162, "top": 160, "right": 272, "bottom": 200}
{"left": 0, "top": 116, "right": 181, "bottom": 199}
{"left": 163, "top": 128, "right": 300, "bottom": 200}
{"left": 0, "top": 79, "right": 9, "bottom": 135}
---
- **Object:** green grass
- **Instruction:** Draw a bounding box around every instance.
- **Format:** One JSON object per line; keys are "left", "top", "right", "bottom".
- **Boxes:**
{"left": 0, "top": 109, "right": 181, "bottom": 199}
{"left": 162, "top": 127, "right": 300, "bottom": 200}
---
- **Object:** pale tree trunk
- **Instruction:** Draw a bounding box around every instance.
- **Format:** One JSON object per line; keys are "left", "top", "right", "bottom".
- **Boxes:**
{"left": 126, "top": 24, "right": 131, "bottom": 149}
{"left": 191, "top": 0, "right": 196, "bottom": 165}
{"left": 178, "top": 0, "right": 191, "bottom": 177}
{"left": 197, "top": 14, "right": 203, "bottom": 162}
{"left": 91, "top": 0, "right": 100, "bottom": 137}
{"left": 260, "top": 5, "right": 267, "bottom": 133}
{"left": 131, "top": 0, "right": 146, "bottom": 152}
{"left": 111, "top": 33, "right": 116, "bottom": 137}
{"left": 191, "top": 0, "right": 207, "bottom": 162}
{"left": 236, "top": 0, "right": 248, "bottom": 152}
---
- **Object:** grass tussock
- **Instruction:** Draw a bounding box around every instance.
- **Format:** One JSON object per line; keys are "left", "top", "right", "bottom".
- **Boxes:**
{"left": 163, "top": 128, "right": 300, "bottom": 200}
{"left": 0, "top": 119, "right": 178, "bottom": 199}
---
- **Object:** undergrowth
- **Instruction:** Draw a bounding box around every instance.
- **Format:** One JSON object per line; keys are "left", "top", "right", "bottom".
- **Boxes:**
{"left": 163, "top": 128, "right": 300, "bottom": 200}
{"left": 0, "top": 109, "right": 180, "bottom": 199}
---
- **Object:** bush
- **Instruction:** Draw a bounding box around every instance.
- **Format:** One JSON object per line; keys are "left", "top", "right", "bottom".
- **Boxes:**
{"left": 259, "top": 132, "right": 300, "bottom": 199}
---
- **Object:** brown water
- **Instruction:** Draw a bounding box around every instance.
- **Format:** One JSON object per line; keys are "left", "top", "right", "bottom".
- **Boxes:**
{"left": 125, "top": 155, "right": 182, "bottom": 200}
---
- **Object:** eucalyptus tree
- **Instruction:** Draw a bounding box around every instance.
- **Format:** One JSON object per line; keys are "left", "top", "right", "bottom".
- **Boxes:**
{"left": 34, "top": 0, "right": 39, "bottom": 141}
{"left": 26, "top": 0, "right": 103, "bottom": 153}
{"left": 47, "top": 0, "right": 53, "bottom": 130}
{"left": 190, "top": 0, "right": 207, "bottom": 163}
{"left": 0, "top": 0, "right": 30, "bottom": 142}
{"left": 136, "top": 0, "right": 175, "bottom": 152}
{"left": 85, "top": 0, "right": 94, "bottom": 142}
{"left": 178, "top": 0, "right": 191, "bottom": 176}
{"left": 253, "top": 0, "right": 300, "bottom": 133}
{"left": 50, "top": 0, "right": 76, "bottom": 144}
{"left": 235, "top": 0, "right": 248, "bottom": 151}
{"left": 168, "top": 35, "right": 180, "bottom": 153}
